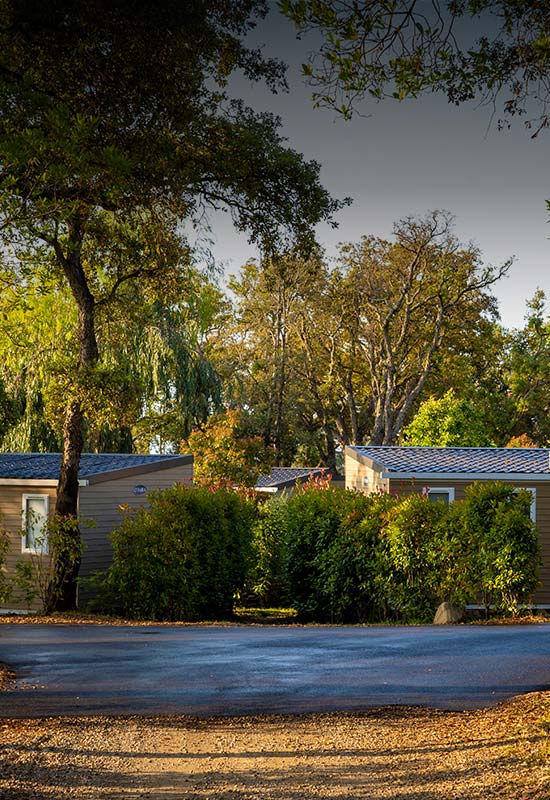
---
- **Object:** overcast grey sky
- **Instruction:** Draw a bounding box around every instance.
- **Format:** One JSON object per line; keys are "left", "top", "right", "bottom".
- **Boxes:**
{"left": 205, "top": 6, "right": 549, "bottom": 331}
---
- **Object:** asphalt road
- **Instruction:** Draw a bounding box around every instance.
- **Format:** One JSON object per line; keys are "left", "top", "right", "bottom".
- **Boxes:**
{"left": 1, "top": 623, "right": 549, "bottom": 718}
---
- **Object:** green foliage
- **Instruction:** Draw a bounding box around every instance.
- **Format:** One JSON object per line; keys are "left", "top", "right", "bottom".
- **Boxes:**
{"left": 0, "top": 1, "right": 340, "bottom": 610}
{"left": 223, "top": 215, "right": 505, "bottom": 462}
{"left": 0, "top": 522, "right": 11, "bottom": 605}
{"left": 383, "top": 494, "right": 452, "bottom": 620}
{"left": 273, "top": 481, "right": 541, "bottom": 623}
{"left": 0, "top": 261, "right": 224, "bottom": 454}
{"left": 380, "top": 484, "right": 540, "bottom": 618}
{"left": 13, "top": 514, "right": 85, "bottom": 613}
{"left": 283, "top": 0, "right": 550, "bottom": 135}
{"left": 284, "top": 484, "right": 367, "bottom": 620}
{"left": 107, "top": 484, "right": 256, "bottom": 621}
{"left": 461, "top": 482, "right": 541, "bottom": 613}
{"left": 246, "top": 496, "right": 290, "bottom": 607}
{"left": 322, "top": 492, "right": 398, "bottom": 622}
{"left": 403, "top": 390, "right": 494, "bottom": 447}
{"left": 503, "top": 290, "right": 550, "bottom": 446}
{"left": 224, "top": 253, "right": 327, "bottom": 465}
{"left": 186, "top": 409, "right": 274, "bottom": 488}
{"left": 12, "top": 562, "right": 36, "bottom": 610}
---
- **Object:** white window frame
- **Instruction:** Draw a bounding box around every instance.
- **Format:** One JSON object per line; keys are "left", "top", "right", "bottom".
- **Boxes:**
{"left": 514, "top": 487, "right": 536, "bottom": 522}
{"left": 21, "top": 493, "right": 50, "bottom": 554}
{"left": 425, "top": 487, "right": 455, "bottom": 505}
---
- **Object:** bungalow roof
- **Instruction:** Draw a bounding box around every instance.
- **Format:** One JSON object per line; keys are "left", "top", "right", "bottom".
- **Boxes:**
{"left": 350, "top": 446, "right": 550, "bottom": 475}
{"left": 0, "top": 452, "right": 191, "bottom": 481}
{"left": 255, "top": 467, "right": 326, "bottom": 489}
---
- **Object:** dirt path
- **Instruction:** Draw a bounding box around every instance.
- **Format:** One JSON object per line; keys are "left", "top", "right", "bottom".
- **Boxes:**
{"left": 1, "top": 693, "right": 550, "bottom": 799}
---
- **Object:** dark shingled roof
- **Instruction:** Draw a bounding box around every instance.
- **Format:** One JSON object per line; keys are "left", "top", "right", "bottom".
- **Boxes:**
{"left": 350, "top": 446, "right": 550, "bottom": 474}
{"left": 256, "top": 467, "right": 326, "bottom": 489}
{"left": 0, "top": 452, "right": 187, "bottom": 480}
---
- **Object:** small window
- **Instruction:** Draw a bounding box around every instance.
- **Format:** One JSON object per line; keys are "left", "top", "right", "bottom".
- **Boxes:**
{"left": 22, "top": 494, "right": 49, "bottom": 554}
{"left": 514, "top": 488, "right": 536, "bottom": 522}
{"left": 426, "top": 487, "right": 455, "bottom": 507}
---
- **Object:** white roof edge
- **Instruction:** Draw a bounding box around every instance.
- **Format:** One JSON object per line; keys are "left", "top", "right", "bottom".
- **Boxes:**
{"left": 0, "top": 478, "right": 89, "bottom": 486}
{"left": 381, "top": 471, "right": 550, "bottom": 481}
{"left": 0, "top": 478, "right": 59, "bottom": 487}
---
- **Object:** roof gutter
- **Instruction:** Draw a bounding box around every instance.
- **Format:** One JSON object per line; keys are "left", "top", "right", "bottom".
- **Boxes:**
{"left": 0, "top": 478, "right": 89, "bottom": 487}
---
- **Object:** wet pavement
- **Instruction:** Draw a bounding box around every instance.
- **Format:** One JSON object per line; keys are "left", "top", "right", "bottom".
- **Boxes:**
{"left": 1, "top": 623, "right": 549, "bottom": 717}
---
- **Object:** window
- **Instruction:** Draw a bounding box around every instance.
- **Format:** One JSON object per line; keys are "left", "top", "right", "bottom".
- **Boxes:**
{"left": 515, "top": 488, "right": 536, "bottom": 522}
{"left": 22, "top": 494, "right": 49, "bottom": 554}
{"left": 425, "top": 487, "right": 455, "bottom": 507}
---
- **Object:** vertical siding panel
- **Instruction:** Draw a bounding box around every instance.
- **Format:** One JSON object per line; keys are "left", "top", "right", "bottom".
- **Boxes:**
{"left": 1, "top": 463, "right": 192, "bottom": 611}
{"left": 0, "top": 485, "right": 57, "bottom": 611}
{"left": 77, "top": 464, "right": 193, "bottom": 602}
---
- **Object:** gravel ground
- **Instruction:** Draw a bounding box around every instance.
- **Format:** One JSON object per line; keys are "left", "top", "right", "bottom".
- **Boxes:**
{"left": 2, "top": 616, "right": 550, "bottom": 798}
{"left": 1, "top": 693, "right": 550, "bottom": 799}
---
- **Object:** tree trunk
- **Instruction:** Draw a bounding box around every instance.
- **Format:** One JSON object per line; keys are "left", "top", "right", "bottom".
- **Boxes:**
{"left": 323, "top": 422, "right": 338, "bottom": 472}
{"left": 47, "top": 220, "right": 98, "bottom": 611}
{"left": 45, "top": 399, "right": 84, "bottom": 612}
{"left": 274, "top": 327, "right": 287, "bottom": 466}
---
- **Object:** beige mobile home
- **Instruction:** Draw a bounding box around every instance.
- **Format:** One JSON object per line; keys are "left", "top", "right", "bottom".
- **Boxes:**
{"left": 345, "top": 445, "right": 550, "bottom": 605}
{"left": 0, "top": 452, "right": 193, "bottom": 611}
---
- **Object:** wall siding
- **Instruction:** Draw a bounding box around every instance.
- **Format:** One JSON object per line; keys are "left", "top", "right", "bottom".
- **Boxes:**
{"left": 0, "top": 485, "right": 57, "bottom": 611}
{"left": 77, "top": 463, "right": 193, "bottom": 600}
{"left": 344, "top": 453, "right": 389, "bottom": 494}
{"left": 0, "top": 463, "right": 193, "bottom": 611}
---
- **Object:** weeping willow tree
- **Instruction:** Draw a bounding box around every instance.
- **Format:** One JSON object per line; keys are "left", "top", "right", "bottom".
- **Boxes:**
{"left": 98, "top": 270, "right": 224, "bottom": 454}
{"left": 0, "top": 261, "right": 223, "bottom": 454}
{"left": 0, "top": 276, "right": 69, "bottom": 452}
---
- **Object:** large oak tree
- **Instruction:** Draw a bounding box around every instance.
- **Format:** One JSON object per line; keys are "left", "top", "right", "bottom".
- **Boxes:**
{"left": 0, "top": 0, "right": 340, "bottom": 609}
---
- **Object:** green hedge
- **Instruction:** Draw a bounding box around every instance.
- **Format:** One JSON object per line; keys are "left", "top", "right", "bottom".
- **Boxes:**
{"left": 322, "top": 492, "right": 398, "bottom": 622}
{"left": 99, "top": 479, "right": 541, "bottom": 623}
{"left": 107, "top": 484, "right": 255, "bottom": 621}
{"left": 258, "top": 481, "right": 541, "bottom": 623}
{"left": 284, "top": 485, "right": 370, "bottom": 621}
{"left": 245, "top": 495, "right": 289, "bottom": 607}
{"left": 459, "top": 482, "right": 541, "bottom": 612}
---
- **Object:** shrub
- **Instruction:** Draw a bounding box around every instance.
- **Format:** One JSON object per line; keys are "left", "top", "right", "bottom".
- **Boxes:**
{"left": 13, "top": 514, "right": 84, "bottom": 612}
{"left": 284, "top": 485, "right": 370, "bottom": 621}
{"left": 0, "top": 522, "right": 11, "bottom": 605}
{"left": 322, "top": 492, "right": 398, "bottom": 622}
{"left": 107, "top": 484, "right": 256, "bottom": 621}
{"left": 383, "top": 494, "right": 450, "bottom": 621}
{"left": 461, "top": 482, "right": 541, "bottom": 612}
{"left": 245, "top": 495, "right": 289, "bottom": 607}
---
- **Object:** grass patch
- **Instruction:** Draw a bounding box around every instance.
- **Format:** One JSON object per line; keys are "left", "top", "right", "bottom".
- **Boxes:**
{"left": 233, "top": 607, "right": 298, "bottom": 624}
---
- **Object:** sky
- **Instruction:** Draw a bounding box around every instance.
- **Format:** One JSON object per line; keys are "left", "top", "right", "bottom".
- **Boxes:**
{"left": 203, "top": 5, "right": 550, "bottom": 331}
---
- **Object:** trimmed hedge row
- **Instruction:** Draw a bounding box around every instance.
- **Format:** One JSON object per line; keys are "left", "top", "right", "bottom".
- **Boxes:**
{"left": 96, "top": 480, "right": 540, "bottom": 622}
{"left": 280, "top": 482, "right": 540, "bottom": 622}
{"left": 106, "top": 484, "right": 255, "bottom": 621}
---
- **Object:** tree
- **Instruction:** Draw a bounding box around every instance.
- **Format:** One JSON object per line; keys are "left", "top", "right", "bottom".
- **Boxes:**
{"left": 0, "top": 263, "right": 224, "bottom": 455}
{"left": 282, "top": 0, "right": 550, "bottom": 135}
{"left": 185, "top": 409, "right": 274, "bottom": 488}
{"left": 221, "top": 213, "right": 507, "bottom": 461}
{"left": 503, "top": 290, "right": 550, "bottom": 445}
{"left": 330, "top": 211, "right": 508, "bottom": 444}
{"left": 225, "top": 254, "right": 324, "bottom": 465}
{"left": 0, "top": 1, "right": 340, "bottom": 608}
{"left": 402, "top": 389, "right": 494, "bottom": 447}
